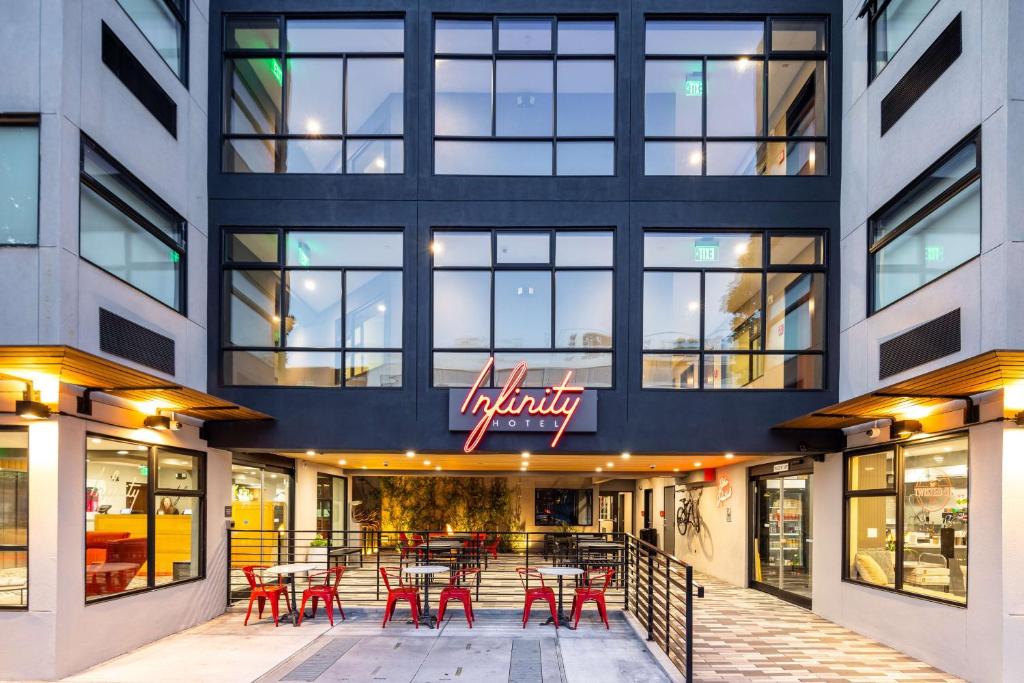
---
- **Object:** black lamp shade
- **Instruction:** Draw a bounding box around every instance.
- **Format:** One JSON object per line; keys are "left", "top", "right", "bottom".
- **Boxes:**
{"left": 144, "top": 414, "right": 172, "bottom": 430}
{"left": 16, "top": 400, "right": 51, "bottom": 420}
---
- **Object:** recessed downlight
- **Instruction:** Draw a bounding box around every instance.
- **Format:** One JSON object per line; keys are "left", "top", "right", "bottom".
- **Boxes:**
{"left": 621, "top": 452, "right": 631, "bottom": 459}
{"left": 406, "top": 451, "right": 415, "bottom": 458}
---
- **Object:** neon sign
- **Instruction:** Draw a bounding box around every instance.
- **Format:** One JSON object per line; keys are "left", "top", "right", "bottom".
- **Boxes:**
{"left": 448, "top": 357, "right": 598, "bottom": 453}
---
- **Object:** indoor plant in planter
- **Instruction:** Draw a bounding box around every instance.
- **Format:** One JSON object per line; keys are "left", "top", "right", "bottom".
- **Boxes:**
{"left": 307, "top": 535, "right": 329, "bottom": 568}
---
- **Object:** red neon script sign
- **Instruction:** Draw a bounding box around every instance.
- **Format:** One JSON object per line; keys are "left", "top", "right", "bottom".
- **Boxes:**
{"left": 458, "top": 357, "right": 586, "bottom": 453}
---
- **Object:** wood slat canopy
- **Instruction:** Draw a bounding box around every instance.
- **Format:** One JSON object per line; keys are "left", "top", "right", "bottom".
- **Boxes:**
{"left": 0, "top": 345, "right": 271, "bottom": 421}
{"left": 775, "top": 350, "right": 1024, "bottom": 430}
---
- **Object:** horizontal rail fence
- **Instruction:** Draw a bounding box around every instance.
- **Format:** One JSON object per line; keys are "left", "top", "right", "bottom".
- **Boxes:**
{"left": 622, "top": 534, "right": 702, "bottom": 682}
{"left": 227, "top": 529, "right": 629, "bottom": 610}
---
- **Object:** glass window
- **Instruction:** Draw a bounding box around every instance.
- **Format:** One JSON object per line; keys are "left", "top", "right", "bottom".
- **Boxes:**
{"left": 227, "top": 233, "right": 278, "bottom": 263}
{"left": 870, "top": 135, "right": 980, "bottom": 312}
{"left": 85, "top": 437, "right": 205, "bottom": 600}
{"left": 223, "top": 16, "right": 404, "bottom": 174}
{"left": 80, "top": 140, "right": 185, "bottom": 311}
{"left": 0, "top": 124, "right": 39, "bottom": 245}
{"left": 644, "top": 17, "right": 829, "bottom": 176}
{"left": 642, "top": 230, "right": 825, "bottom": 389}
{"left": 558, "top": 21, "right": 615, "bottom": 55}
{"left": 498, "top": 19, "right": 552, "bottom": 51}
{"left": 434, "top": 16, "right": 615, "bottom": 176}
{"left": 869, "top": 0, "right": 940, "bottom": 79}
{"left": 770, "top": 235, "right": 824, "bottom": 265}
{"left": 223, "top": 230, "right": 403, "bottom": 386}
{"left": 433, "top": 229, "right": 613, "bottom": 386}
{"left": 0, "top": 430, "right": 28, "bottom": 609}
{"left": 845, "top": 435, "right": 968, "bottom": 605}
{"left": 116, "top": 0, "right": 185, "bottom": 79}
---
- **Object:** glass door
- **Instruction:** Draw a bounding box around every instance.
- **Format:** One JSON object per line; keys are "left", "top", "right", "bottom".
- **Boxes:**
{"left": 231, "top": 463, "right": 293, "bottom": 567}
{"left": 751, "top": 472, "right": 812, "bottom": 607}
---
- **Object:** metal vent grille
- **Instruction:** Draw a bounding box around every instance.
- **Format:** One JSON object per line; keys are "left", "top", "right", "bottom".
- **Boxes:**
{"left": 99, "top": 308, "right": 176, "bottom": 375}
{"left": 101, "top": 22, "right": 177, "bottom": 137}
{"left": 881, "top": 14, "right": 962, "bottom": 136}
{"left": 879, "top": 309, "right": 960, "bottom": 380}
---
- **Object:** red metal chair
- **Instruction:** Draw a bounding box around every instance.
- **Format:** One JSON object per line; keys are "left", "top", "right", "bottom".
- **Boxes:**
{"left": 297, "top": 565, "right": 346, "bottom": 626}
{"left": 570, "top": 567, "right": 615, "bottom": 629}
{"left": 242, "top": 566, "right": 288, "bottom": 627}
{"left": 380, "top": 566, "right": 420, "bottom": 629}
{"left": 516, "top": 567, "right": 558, "bottom": 628}
{"left": 437, "top": 567, "right": 480, "bottom": 627}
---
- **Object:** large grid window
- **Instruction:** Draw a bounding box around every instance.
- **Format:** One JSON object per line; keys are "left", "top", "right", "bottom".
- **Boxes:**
{"left": 0, "top": 428, "right": 28, "bottom": 609}
{"left": 642, "top": 231, "right": 825, "bottom": 389}
{"left": 432, "top": 229, "right": 613, "bottom": 387}
{"left": 644, "top": 17, "right": 828, "bottom": 176}
{"left": 433, "top": 17, "right": 615, "bottom": 176}
{"left": 870, "top": 132, "right": 980, "bottom": 313}
{"left": 223, "top": 15, "right": 404, "bottom": 174}
{"left": 116, "top": 0, "right": 188, "bottom": 81}
{"left": 861, "top": 0, "right": 940, "bottom": 80}
{"left": 845, "top": 435, "right": 968, "bottom": 605}
{"left": 223, "top": 229, "right": 403, "bottom": 387}
{"left": 79, "top": 137, "right": 186, "bottom": 312}
{"left": 85, "top": 435, "right": 205, "bottom": 602}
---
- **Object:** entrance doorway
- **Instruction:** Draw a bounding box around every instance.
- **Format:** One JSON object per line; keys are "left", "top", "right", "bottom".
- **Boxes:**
{"left": 750, "top": 462, "right": 813, "bottom": 608}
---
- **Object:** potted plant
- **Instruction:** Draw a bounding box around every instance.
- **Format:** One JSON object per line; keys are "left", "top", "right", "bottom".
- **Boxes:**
{"left": 307, "top": 535, "right": 329, "bottom": 568}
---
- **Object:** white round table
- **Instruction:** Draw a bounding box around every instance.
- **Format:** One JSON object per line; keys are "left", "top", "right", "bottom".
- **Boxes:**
{"left": 263, "top": 563, "right": 319, "bottom": 626}
{"left": 538, "top": 566, "right": 584, "bottom": 628}
{"left": 402, "top": 565, "right": 448, "bottom": 627}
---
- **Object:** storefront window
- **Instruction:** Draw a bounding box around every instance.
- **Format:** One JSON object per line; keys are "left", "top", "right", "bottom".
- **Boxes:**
{"left": 223, "top": 15, "right": 404, "bottom": 173}
{"left": 0, "top": 429, "right": 28, "bottom": 609}
{"left": 432, "top": 229, "right": 613, "bottom": 387}
{"left": 644, "top": 17, "right": 828, "bottom": 176}
{"left": 85, "top": 436, "right": 205, "bottom": 601}
{"left": 844, "top": 435, "right": 967, "bottom": 605}
{"left": 642, "top": 230, "right": 825, "bottom": 389}
{"left": 870, "top": 133, "right": 980, "bottom": 312}
{"left": 434, "top": 17, "right": 615, "bottom": 176}
{"left": 223, "top": 229, "right": 403, "bottom": 387}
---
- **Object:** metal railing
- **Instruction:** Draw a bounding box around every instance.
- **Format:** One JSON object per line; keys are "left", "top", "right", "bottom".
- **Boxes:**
{"left": 226, "top": 528, "right": 699, "bottom": 680}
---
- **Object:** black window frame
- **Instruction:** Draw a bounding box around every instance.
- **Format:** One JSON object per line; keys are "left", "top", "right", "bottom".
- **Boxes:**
{"left": 430, "top": 227, "right": 616, "bottom": 388}
{"left": 641, "top": 228, "right": 828, "bottom": 391}
{"left": 0, "top": 426, "right": 29, "bottom": 611}
{"left": 842, "top": 432, "right": 969, "bottom": 607}
{"left": 221, "top": 12, "right": 406, "bottom": 175}
{"left": 78, "top": 135, "right": 188, "bottom": 315}
{"left": 432, "top": 14, "right": 618, "bottom": 177}
{"left": 115, "top": 0, "right": 189, "bottom": 86}
{"left": 861, "top": 0, "right": 941, "bottom": 82}
{"left": 867, "top": 129, "right": 981, "bottom": 315}
{"left": 315, "top": 473, "right": 348, "bottom": 538}
{"left": 642, "top": 14, "right": 830, "bottom": 177}
{"left": 84, "top": 433, "right": 207, "bottom": 605}
{"left": 221, "top": 227, "right": 405, "bottom": 389}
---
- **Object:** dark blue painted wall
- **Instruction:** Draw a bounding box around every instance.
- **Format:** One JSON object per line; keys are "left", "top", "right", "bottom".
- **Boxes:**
{"left": 205, "top": 0, "right": 844, "bottom": 456}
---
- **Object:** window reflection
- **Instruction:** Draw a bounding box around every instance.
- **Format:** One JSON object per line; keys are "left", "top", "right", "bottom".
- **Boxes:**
{"left": 0, "top": 430, "right": 28, "bottom": 608}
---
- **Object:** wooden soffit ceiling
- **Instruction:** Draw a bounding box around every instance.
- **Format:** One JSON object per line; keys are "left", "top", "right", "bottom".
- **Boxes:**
{"left": 0, "top": 345, "right": 271, "bottom": 421}
{"left": 775, "top": 350, "right": 1024, "bottom": 431}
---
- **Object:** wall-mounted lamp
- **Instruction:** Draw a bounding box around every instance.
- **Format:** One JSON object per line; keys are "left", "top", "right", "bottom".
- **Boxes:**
{"left": 144, "top": 414, "right": 172, "bottom": 431}
{"left": 16, "top": 399, "right": 51, "bottom": 420}
{"left": 1014, "top": 412, "right": 1024, "bottom": 427}
{"left": 892, "top": 419, "right": 922, "bottom": 438}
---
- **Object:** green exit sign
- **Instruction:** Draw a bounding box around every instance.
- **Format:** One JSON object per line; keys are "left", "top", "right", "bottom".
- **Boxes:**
{"left": 924, "top": 245, "right": 944, "bottom": 262}
{"left": 684, "top": 79, "right": 703, "bottom": 97}
{"left": 693, "top": 239, "right": 719, "bottom": 263}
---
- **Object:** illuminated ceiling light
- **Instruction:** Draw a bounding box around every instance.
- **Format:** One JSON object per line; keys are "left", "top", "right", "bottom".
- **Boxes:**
{"left": 621, "top": 452, "right": 631, "bottom": 459}
{"left": 734, "top": 242, "right": 749, "bottom": 256}
{"left": 606, "top": 461, "right": 614, "bottom": 468}
{"left": 306, "top": 450, "right": 316, "bottom": 456}
{"left": 673, "top": 467, "right": 680, "bottom": 473}
{"left": 376, "top": 303, "right": 387, "bottom": 313}
{"left": 338, "top": 459, "right": 347, "bottom": 466}
{"left": 423, "top": 460, "right": 431, "bottom": 466}
{"left": 892, "top": 420, "right": 923, "bottom": 438}
{"left": 595, "top": 467, "right": 603, "bottom": 472}
{"left": 435, "top": 465, "right": 442, "bottom": 471}
{"left": 361, "top": 465, "right": 367, "bottom": 470}
{"left": 143, "top": 414, "right": 171, "bottom": 431}
{"left": 687, "top": 301, "right": 700, "bottom": 312}
{"left": 305, "top": 118, "right": 321, "bottom": 135}
{"left": 90, "top": 437, "right": 101, "bottom": 444}
{"left": 15, "top": 399, "right": 51, "bottom": 420}
{"left": 272, "top": 315, "right": 281, "bottom": 323}
{"left": 693, "top": 461, "right": 702, "bottom": 467}
{"left": 117, "top": 450, "right": 129, "bottom": 455}
{"left": 520, "top": 465, "right": 527, "bottom": 471}
{"left": 430, "top": 240, "right": 444, "bottom": 254}
{"left": 688, "top": 149, "right": 702, "bottom": 166}
{"left": 406, "top": 451, "right": 415, "bottom": 458}
{"left": 521, "top": 451, "right": 530, "bottom": 459}
{"left": 724, "top": 452, "right": 735, "bottom": 459}
{"left": 137, "top": 445, "right": 147, "bottom": 451}
{"left": 735, "top": 56, "right": 750, "bottom": 72}
{"left": 373, "top": 156, "right": 387, "bottom": 170}
{"left": 303, "top": 279, "right": 317, "bottom": 291}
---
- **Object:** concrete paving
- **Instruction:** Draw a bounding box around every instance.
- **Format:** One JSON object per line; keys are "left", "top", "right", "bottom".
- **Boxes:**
{"left": 61, "top": 607, "right": 674, "bottom": 683}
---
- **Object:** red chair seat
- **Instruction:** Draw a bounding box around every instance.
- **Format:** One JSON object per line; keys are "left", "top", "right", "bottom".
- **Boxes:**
{"left": 437, "top": 568, "right": 479, "bottom": 628}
